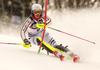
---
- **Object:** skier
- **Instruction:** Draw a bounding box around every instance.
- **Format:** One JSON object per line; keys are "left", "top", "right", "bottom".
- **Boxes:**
{"left": 20, "top": 4, "right": 79, "bottom": 62}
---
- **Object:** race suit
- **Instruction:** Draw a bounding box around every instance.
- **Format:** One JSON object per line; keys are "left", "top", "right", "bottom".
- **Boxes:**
{"left": 20, "top": 14, "right": 73, "bottom": 58}
{"left": 20, "top": 14, "right": 58, "bottom": 47}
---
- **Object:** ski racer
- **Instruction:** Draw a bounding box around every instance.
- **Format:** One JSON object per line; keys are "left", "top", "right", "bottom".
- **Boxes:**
{"left": 20, "top": 4, "right": 79, "bottom": 62}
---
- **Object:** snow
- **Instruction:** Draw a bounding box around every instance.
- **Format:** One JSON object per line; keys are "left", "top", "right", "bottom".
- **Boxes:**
{"left": 0, "top": 8, "right": 100, "bottom": 70}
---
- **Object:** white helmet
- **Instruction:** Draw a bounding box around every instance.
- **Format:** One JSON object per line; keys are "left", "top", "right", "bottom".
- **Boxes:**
{"left": 31, "top": 4, "right": 42, "bottom": 15}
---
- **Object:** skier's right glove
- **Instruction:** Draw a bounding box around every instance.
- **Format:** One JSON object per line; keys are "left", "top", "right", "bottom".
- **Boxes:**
{"left": 24, "top": 39, "right": 30, "bottom": 45}
{"left": 23, "top": 39, "right": 31, "bottom": 49}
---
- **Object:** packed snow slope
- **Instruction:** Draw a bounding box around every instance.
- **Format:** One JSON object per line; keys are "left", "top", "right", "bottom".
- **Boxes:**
{"left": 0, "top": 8, "right": 100, "bottom": 70}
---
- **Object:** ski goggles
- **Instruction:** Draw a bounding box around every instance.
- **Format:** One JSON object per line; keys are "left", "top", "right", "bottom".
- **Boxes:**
{"left": 34, "top": 10, "right": 41, "bottom": 15}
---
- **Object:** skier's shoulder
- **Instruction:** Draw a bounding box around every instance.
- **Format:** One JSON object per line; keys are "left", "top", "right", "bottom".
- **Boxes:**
{"left": 41, "top": 14, "right": 51, "bottom": 20}
{"left": 28, "top": 15, "right": 37, "bottom": 22}
{"left": 28, "top": 15, "right": 34, "bottom": 21}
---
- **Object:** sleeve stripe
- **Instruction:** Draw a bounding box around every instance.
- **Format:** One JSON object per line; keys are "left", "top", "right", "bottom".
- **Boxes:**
{"left": 46, "top": 19, "right": 51, "bottom": 25}
{"left": 20, "top": 18, "right": 31, "bottom": 40}
{"left": 42, "top": 16, "right": 52, "bottom": 25}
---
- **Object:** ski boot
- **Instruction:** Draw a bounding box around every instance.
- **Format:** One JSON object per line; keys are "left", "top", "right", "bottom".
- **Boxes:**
{"left": 52, "top": 50, "right": 65, "bottom": 61}
{"left": 54, "top": 44, "right": 80, "bottom": 62}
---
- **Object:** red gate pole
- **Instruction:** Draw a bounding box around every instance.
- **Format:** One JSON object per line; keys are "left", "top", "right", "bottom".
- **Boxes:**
{"left": 38, "top": 0, "right": 47, "bottom": 53}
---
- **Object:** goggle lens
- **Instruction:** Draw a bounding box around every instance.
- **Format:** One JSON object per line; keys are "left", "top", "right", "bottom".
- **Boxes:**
{"left": 34, "top": 11, "right": 41, "bottom": 15}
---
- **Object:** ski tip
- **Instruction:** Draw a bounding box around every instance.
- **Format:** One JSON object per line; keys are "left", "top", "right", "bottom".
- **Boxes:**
{"left": 73, "top": 57, "right": 79, "bottom": 63}
{"left": 60, "top": 56, "right": 65, "bottom": 61}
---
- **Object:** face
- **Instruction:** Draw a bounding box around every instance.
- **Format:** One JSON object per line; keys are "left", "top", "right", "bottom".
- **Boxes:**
{"left": 34, "top": 14, "right": 40, "bottom": 18}
{"left": 34, "top": 10, "right": 41, "bottom": 18}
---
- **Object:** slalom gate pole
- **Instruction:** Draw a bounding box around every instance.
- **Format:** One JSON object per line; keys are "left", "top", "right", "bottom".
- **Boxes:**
{"left": 38, "top": 0, "right": 47, "bottom": 53}
{"left": 46, "top": 26, "right": 95, "bottom": 44}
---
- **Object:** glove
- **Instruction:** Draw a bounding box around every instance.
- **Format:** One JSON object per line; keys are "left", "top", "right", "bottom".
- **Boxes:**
{"left": 24, "top": 39, "right": 31, "bottom": 45}
{"left": 36, "top": 23, "right": 45, "bottom": 28}
{"left": 23, "top": 39, "right": 31, "bottom": 49}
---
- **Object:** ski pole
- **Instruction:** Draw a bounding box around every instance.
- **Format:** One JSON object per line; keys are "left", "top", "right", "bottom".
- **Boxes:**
{"left": 0, "top": 42, "right": 21, "bottom": 45}
{"left": 36, "top": 24, "right": 95, "bottom": 44}
{"left": 47, "top": 26, "right": 95, "bottom": 44}
{"left": 0, "top": 42, "right": 31, "bottom": 48}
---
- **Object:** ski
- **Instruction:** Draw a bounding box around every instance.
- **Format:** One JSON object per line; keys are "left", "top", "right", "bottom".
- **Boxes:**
{"left": 37, "top": 37, "right": 80, "bottom": 62}
{"left": 65, "top": 52, "right": 80, "bottom": 62}
{"left": 73, "top": 54, "right": 80, "bottom": 62}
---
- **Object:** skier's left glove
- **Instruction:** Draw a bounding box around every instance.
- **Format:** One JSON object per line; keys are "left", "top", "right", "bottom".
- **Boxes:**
{"left": 36, "top": 23, "right": 45, "bottom": 28}
{"left": 23, "top": 39, "right": 31, "bottom": 49}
